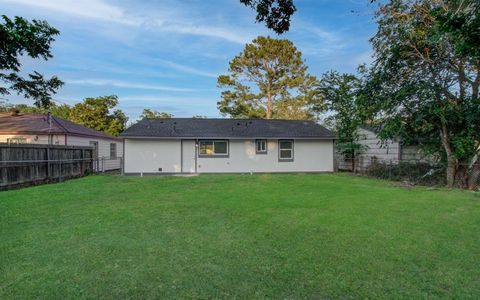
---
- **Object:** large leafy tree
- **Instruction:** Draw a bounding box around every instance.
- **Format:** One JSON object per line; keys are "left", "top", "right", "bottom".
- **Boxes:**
{"left": 362, "top": 0, "right": 480, "bottom": 189}
{"left": 0, "top": 101, "right": 71, "bottom": 120}
{"left": 318, "top": 71, "right": 366, "bottom": 171}
{"left": 240, "top": 0, "right": 296, "bottom": 34}
{"left": 69, "top": 96, "right": 128, "bottom": 136}
{"left": 0, "top": 16, "right": 63, "bottom": 108}
{"left": 217, "top": 36, "right": 319, "bottom": 120}
{"left": 139, "top": 109, "right": 173, "bottom": 120}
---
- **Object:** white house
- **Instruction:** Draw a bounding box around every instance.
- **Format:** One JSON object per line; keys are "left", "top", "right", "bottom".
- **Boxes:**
{"left": 120, "top": 118, "right": 336, "bottom": 174}
{"left": 336, "top": 125, "right": 426, "bottom": 171}
{"left": 0, "top": 112, "right": 123, "bottom": 171}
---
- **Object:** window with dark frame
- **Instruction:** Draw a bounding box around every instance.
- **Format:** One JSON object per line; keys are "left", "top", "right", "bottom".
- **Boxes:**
{"left": 110, "top": 143, "right": 117, "bottom": 159}
{"left": 278, "top": 140, "right": 294, "bottom": 161}
{"left": 199, "top": 140, "right": 228, "bottom": 156}
{"left": 256, "top": 139, "right": 267, "bottom": 154}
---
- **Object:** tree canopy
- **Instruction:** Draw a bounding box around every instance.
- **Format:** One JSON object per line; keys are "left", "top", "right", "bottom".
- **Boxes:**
{"left": 318, "top": 71, "right": 366, "bottom": 170}
{"left": 68, "top": 96, "right": 128, "bottom": 136}
{"left": 217, "top": 36, "right": 320, "bottom": 120}
{"left": 0, "top": 15, "right": 63, "bottom": 108}
{"left": 0, "top": 101, "right": 71, "bottom": 120}
{"left": 139, "top": 109, "right": 173, "bottom": 120}
{"left": 0, "top": 96, "right": 128, "bottom": 136}
{"left": 361, "top": 0, "right": 480, "bottom": 188}
{"left": 240, "top": 0, "right": 296, "bottom": 34}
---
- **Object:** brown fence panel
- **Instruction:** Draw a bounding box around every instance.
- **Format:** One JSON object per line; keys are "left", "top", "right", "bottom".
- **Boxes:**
{"left": 0, "top": 144, "right": 94, "bottom": 190}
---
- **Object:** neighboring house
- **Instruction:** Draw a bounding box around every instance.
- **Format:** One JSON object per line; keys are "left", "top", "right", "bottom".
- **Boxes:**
{"left": 336, "top": 125, "right": 426, "bottom": 171}
{"left": 120, "top": 118, "right": 336, "bottom": 174}
{"left": 0, "top": 112, "right": 123, "bottom": 171}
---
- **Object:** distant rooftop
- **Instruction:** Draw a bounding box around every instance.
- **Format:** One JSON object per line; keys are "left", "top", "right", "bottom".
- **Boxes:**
{"left": 0, "top": 112, "right": 120, "bottom": 140}
{"left": 121, "top": 118, "right": 336, "bottom": 139}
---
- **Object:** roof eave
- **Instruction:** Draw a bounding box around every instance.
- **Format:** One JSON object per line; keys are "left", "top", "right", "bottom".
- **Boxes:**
{"left": 120, "top": 136, "right": 336, "bottom": 140}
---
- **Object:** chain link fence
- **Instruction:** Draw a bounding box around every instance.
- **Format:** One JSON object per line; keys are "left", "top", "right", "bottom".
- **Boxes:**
{"left": 335, "top": 138, "right": 480, "bottom": 191}
{"left": 92, "top": 156, "right": 124, "bottom": 174}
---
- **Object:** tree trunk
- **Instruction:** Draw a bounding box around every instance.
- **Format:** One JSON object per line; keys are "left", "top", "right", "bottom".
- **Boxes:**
{"left": 266, "top": 89, "right": 272, "bottom": 119}
{"left": 454, "top": 163, "right": 468, "bottom": 189}
{"left": 440, "top": 123, "right": 456, "bottom": 188}
{"left": 446, "top": 157, "right": 457, "bottom": 188}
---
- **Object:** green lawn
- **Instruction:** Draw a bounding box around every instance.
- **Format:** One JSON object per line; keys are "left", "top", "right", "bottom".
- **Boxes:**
{"left": 1, "top": 174, "right": 479, "bottom": 299}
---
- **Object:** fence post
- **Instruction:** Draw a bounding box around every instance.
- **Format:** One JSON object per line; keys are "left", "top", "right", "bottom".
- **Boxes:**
{"left": 90, "top": 151, "right": 93, "bottom": 173}
{"left": 59, "top": 158, "right": 62, "bottom": 182}
{"left": 120, "top": 157, "right": 124, "bottom": 176}
{"left": 81, "top": 149, "right": 85, "bottom": 175}
{"left": 102, "top": 157, "right": 105, "bottom": 173}
{"left": 46, "top": 146, "right": 50, "bottom": 180}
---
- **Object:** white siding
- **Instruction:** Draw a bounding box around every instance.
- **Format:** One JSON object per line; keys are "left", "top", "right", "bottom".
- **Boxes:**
{"left": 0, "top": 134, "right": 66, "bottom": 145}
{"left": 356, "top": 127, "right": 400, "bottom": 167}
{"left": 67, "top": 136, "right": 123, "bottom": 171}
{"left": 124, "top": 139, "right": 181, "bottom": 173}
{"left": 124, "top": 138, "right": 334, "bottom": 174}
{"left": 336, "top": 128, "right": 400, "bottom": 171}
{"left": 401, "top": 145, "right": 432, "bottom": 162}
{"left": 181, "top": 140, "right": 196, "bottom": 173}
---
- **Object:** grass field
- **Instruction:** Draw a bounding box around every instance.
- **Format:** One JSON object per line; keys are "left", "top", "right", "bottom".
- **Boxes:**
{"left": 1, "top": 174, "right": 479, "bottom": 298}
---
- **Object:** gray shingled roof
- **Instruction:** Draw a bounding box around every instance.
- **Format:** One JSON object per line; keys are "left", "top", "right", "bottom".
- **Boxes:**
{"left": 0, "top": 113, "right": 120, "bottom": 140}
{"left": 120, "top": 118, "right": 336, "bottom": 139}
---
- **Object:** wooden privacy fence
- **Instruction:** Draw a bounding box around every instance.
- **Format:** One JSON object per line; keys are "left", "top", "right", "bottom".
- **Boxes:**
{"left": 0, "top": 144, "right": 94, "bottom": 190}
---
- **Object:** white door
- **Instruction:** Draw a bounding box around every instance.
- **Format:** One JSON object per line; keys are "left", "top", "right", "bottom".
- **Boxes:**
{"left": 181, "top": 140, "right": 196, "bottom": 173}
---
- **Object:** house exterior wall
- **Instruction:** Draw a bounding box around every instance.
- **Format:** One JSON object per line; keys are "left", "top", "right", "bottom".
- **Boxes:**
{"left": 124, "top": 139, "right": 182, "bottom": 173}
{"left": 67, "top": 136, "right": 123, "bottom": 171}
{"left": 0, "top": 134, "right": 66, "bottom": 145}
{"left": 356, "top": 127, "right": 400, "bottom": 166}
{"left": 336, "top": 128, "right": 400, "bottom": 171}
{"left": 124, "top": 138, "right": 334, "bottom": 174}
{"left": 0, "top": 133, "right": 123, "bottom": 171}
{"left": 336, "top": 128, "right": 436, "bottom": 171}
{"left": 400, "top": 145, "right": 433, "bottom": 162}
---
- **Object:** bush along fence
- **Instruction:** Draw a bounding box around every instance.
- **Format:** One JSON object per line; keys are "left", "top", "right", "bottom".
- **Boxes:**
{"left": 0, "top": 143, "right": 95, "bottom": 190}
{"left": 335, "top": 138, "right": 480, "bottom": 191}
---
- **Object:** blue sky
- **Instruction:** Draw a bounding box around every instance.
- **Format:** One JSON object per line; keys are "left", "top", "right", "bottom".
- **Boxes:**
{"left": 1, "top": 0, "right": 378, "bottom": 120}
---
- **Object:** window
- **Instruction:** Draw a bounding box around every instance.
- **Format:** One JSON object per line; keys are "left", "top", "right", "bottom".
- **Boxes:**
{"left": 278, "top": 140, "right": 294, "bottom": 161}
{"left": 256, "top": 139, "right": 267, "bottom": 154}
{"left": 110, "top": 143, "right": 117, "bottom": 159}
{"left": 199, "top": 140, "right": 228, "bottom": 156}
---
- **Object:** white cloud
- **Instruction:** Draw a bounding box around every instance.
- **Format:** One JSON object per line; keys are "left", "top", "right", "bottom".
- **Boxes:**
{"left": 0, "top": 0, "right": 252, "bottom": 44}
{"left": 156, "top": 22, "right": 250, "bottom": 44}
{"left": 291, "top": 22, "right": 347, "bottom": 56}
{"left": 352, "top": 50, "right": 373, "bottom": 66}
{"left": 120, "top": 95, "right": 211, "bottom": 103}
{"left": 65, "top": 79, "right": 195, "bottom": 92}
{"left": 3, "top": 0, "right": 140, "bottom": 26}
{"left": 157, "top": 60, "right": 219, "bottom": 78}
